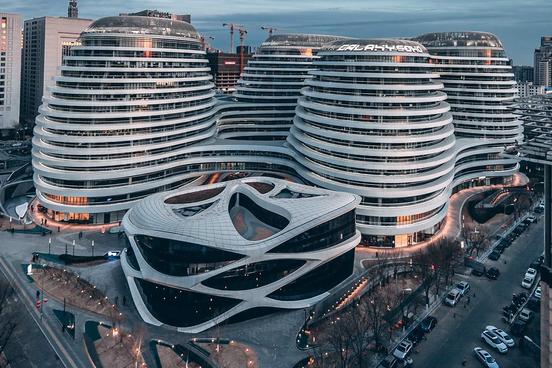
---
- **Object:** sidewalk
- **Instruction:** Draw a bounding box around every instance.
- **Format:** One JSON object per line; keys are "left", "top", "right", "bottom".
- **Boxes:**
{"left": 357, "top": 172, "right": 530, "bottom": 261}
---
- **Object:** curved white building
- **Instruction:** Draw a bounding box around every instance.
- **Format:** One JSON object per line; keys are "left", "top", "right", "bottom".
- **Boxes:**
{"left": 32, "top": 16, "right": 217, "bottom": 223}
{"left": 414, "top": 32, "right": 521, "bottom": 188}
{"left": 287, "top": 39, "right": 456, "bottom": 247}
{"left": 121, "top": 177, "right": 360, "bottom": 332}
{"left": 217, "top": 34, "right": 346, "bottom": 141}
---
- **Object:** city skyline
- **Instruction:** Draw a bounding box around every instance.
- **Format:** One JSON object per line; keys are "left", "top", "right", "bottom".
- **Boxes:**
{"left": 1, "top": 0, "right": 550, "bottom": 64}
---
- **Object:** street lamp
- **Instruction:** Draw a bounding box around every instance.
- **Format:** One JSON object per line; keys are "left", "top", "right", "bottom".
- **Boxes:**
{"left": 72, "top": 239, "right": 75, "bottom": 256}
{"left": 48, "top": 237, "right": 51, "bottom": 254}
{"left": 91, "top": 240, "right": 95, "bottom": 256}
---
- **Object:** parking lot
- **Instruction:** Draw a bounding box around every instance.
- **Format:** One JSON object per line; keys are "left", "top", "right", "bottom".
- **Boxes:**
{"left": 408, "top": 215, "right": 543, "bottom": 368}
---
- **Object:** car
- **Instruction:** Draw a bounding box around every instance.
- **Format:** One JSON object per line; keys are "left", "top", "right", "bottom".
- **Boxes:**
{"left": 472, "top": 268, "right": 485, "bottom": 277}
{"left": 525, "top": 268, "right": 538, "bottom": 280}
{"left": 535, "top": 286, "right": 542, "bottom": 299}
{"left": 527, "top": 296, "right": 540, "bottom": 312}
{"left": 494, "top": 243, "right": 506, "bottom": 253}
{"left": 392, "top": 340, "right": 413, "bottom": 360}
{"left": 481, "top": 330, "right": 508, "bottom": 354}
{"left": 486, "top": 267, "right": 500, "bottom": 280}
{"left": 455, "top": 281, "right": 470, "bottom": 296}
{"left": 526, "top": 215, "right": 537, "bottom": 223}
{"left": 488, "top": 250, "right": 501, "bottom": 261}
{"left": 377, "top": 356, "right": 398, "bottom": 368}
{"left": 510, "top": 319, "right": 526, "bottom": 337}
{"left": 518, "top": 308, "right": 533, "bottom": 322}
{"left": 104, "top": 250, "right": 121, "bottom": 258}
{"left": 521, "top": 276, "right": 534, "bottom": 289}
{"left": 474, "top": 347, "right": 500, "bottom": 368}
{"left": 406, "top": 326, "right": 425, "bottom": 345}
{"left": 485, "top": 326, "right": 514, "bottom": 347}
{"left": 444, "top": 289, "right": 462, "bottom": 307}
{"left": 420, "top": 316, "right": 437, "bottom": 332}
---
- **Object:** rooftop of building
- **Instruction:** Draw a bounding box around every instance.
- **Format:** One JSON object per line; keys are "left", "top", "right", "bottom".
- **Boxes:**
{"left": 85, "top": 15, "right": 198, "bottom": 38}
{"left": 414, "top": 31, "right": 503, "bottom": 48}
{"left": 261, "top": 33, "right": 349, "bottom": 48}
{"left": 123, "top": 177, "right": 359, "bottom": 248}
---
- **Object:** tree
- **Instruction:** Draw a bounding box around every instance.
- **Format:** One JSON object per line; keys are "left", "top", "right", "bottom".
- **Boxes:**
{"left": 0, "top": 280, "right": 16, "bottom": 368}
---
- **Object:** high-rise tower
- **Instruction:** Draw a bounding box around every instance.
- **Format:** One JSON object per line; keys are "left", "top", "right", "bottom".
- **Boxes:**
{"left": 68, "top": 0, "right": 78, "bottom": 18}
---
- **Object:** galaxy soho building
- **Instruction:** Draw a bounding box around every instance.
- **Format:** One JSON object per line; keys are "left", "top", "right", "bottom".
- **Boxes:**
{"left": 32, "top": 15, "right": 520, "bottom": 249}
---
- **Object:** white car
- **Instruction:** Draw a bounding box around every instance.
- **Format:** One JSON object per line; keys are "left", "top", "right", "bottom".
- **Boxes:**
{"left": 535, "top": 286, "right": 542, "bottom": 299}
{"left": 481, "top": 330, "right": 508, "bottom": 354}
{"left": 105, "top": 250, "right": 121, "bottom": 258}
{"left": 519, "top": 308, "right": 533, "bottom": 322}
{"left": 455, "top": 281, "right": 470, "bottom": 296}
{"left": 474, "top": 347, "right": 500, "bottom": 368}
{"left": 485, "top": 326, "right": 514, "bottom": 347}
{"left": 521, "top": 276, "right": 534, "bottom": 289}
{"left": 444, "top": 289, "right": 462, "bottom": 306}
{"left": 525, "top": 268, "right": 537, "bottom": 280}
{"left": 392, "top": 340, "right": 413, "bottom": 360}
{"left": 526, "top": 216, "right": 537, "bottom": 223}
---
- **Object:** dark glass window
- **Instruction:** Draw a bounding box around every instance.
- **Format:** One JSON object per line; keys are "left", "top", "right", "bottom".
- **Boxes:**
{"left": 134, "top": 235, "right": 244, "bottom": 276}
{"left": 268, "top": 249, "right": 354, "bottom": 301}
{"left": 269, "top": 210, "right": 356, "bottom": 253}
{"left": 202, "top": 259, "right": 305, "bottom": 290}
{"left": 125, "top": 246, "right": 140, "bottom": 271}
{"left": 135, "top": 279, "right": 241, "bottom": 327}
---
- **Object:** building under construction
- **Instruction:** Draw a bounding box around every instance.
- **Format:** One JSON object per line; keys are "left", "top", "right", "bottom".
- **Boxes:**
{"left": 207, "top": 47, "right": 253, "bottom": 93}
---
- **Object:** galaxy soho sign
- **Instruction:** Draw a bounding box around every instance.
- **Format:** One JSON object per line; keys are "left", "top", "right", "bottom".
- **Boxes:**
{"left": 334, "top": 43, "right": 425, "bottom": 53}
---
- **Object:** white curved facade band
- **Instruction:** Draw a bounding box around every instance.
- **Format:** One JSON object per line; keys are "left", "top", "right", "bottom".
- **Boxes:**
{"left": 217, "top": 34, "right": 348, "bottom": 141}
{"left": 120, "top": 177, "right": 361, "bottom": 332}
{"left": 287, "top": 39, "right": 456, "bottom": 247}
{"left": 32, "top": 16, "right": 218, "bottom": 223}
{"left": 414, "top": 32, "right": 521, "bottom": 186}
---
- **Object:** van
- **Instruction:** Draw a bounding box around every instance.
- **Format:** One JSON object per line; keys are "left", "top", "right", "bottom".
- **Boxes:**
{"left": 444, "top": 289, "right": 461, "bottom": 307}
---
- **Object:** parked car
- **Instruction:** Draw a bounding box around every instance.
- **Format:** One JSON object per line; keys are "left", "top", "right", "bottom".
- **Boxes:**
{"left": 104, "top": 250, "right": 121, "bottom": 258}
{"left": 525, "top": 268, "right": 538, "bottom": 280}
{"left": 444, "top": 289, "right": 462, "bottom": 307}
{"left": 392, "top": 340, "right": 413, "bottom": 360}
{"left": 521, "top": 276, "right": 534, "bottom": 289}
{"left": 527, "top": 296, "right": 540, "bottom": 312}
{"left": 420, "top": 316, "right": 437, "bottom": 332}
{"left": 535, "top": 286, "right": 542, "bottom": 299}
{"left": 455, "top": 281, "right": 470, "bottom": 296}
{"left": 472, "top": 268, "right": 485, "bottom": 277}
{"left": 485, "top": 326, "right": 514, "bottom": 347}
{"left": 406, "top": 326, "right": 425, "bottom": 346}
{"left": 488, "top": 250, "right": 501, "bottom": 261}
{"left": 377, "top": 356, "right": 398, "bottom": 368}
{"left": 474, "top": 347, "right": 500, "bottom": 368}
{"left": 510, "top": 319, "right": 526, "bottom": 337}
{"left": 518, "top": 308, "right": 533, "bottom": 322}
{"left": 481, "top": 330, "right": 508, "bottom": 354}
{"left": 486, "top": 267, "right": 500, "bottom": 280}
{"left": 526, "top": 215, "right": 537, "bottom": 223}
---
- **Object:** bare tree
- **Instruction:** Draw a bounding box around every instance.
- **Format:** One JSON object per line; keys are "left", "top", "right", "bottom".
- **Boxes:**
{"left": 0, "top": 280, "right": 16, "bottom": 368}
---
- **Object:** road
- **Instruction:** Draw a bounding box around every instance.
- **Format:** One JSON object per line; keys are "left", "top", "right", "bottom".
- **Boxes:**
{"left": 412, "top": 217, "right": 543, "bottom": 368}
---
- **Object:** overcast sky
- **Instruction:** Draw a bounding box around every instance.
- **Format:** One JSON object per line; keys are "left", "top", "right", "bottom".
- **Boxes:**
{"left": 2, "top": 0, "right": 550, "bottom": 64}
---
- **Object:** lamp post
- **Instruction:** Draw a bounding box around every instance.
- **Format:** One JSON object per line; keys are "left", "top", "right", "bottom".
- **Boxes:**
{"left": 48, "top": 237, "right": 51, "bottom": 254}
{"left": 72, "top": 239, "right": 75, "bottom": 256}
{"left": 91, "top": 240, "right": 95, "bottom": 256}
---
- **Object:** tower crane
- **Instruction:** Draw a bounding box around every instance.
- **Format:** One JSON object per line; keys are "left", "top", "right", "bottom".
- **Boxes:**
{"left": 200, "top": 35, "right": 215, "bottom": 50}
{"left": 261, "top": 26, "right": 279, "bottom": 37}
{"left": 237, "top": 26, "right": 247, "bottom": 74}
{"left": 222, "top": 23, "right": 243, "bottom": 53}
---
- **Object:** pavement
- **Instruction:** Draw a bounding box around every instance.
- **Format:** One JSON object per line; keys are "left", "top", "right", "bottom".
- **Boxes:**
{"left": 410, "top": 213, "right": 544, "bottom": 368}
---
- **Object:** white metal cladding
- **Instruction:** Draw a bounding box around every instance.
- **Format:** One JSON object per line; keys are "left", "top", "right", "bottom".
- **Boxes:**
{"left": 287, "top": 39, "right": 457, "bottom": 237}
{"left": 121, "top": 177, "right": 361, "bottom": 332}
{"left": 217, "top": 34, "right": 349, "bottom": 140}
{"left": 414, "top": 32, "right": 521, "bottom": 185}
{"left": 32, "top": 17, "right": 218, "bottom": 215}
